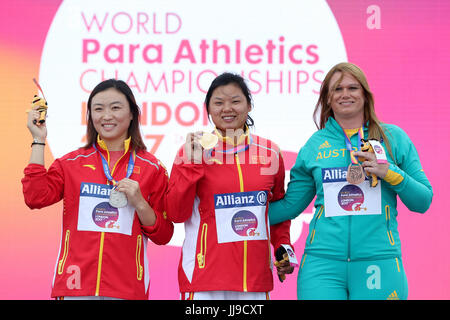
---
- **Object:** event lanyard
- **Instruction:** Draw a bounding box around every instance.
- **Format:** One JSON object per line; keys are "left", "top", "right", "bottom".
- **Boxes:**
{"left": 214, "top": 134, "right": 253, "bottom": 154}
{"left": 93, "top": 144, "right": 135, "bottom": 186}
{"left": 342, "top": 126, "right": 364, "bottom": 164}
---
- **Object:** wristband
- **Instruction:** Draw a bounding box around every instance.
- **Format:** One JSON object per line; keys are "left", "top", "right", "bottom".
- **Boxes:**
{"left": 31, "top": 138, "right": 45, "bottom": 147}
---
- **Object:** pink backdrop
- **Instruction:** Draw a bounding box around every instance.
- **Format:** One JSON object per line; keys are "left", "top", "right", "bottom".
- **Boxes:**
{"left": 0, "top": 0, "right": 449, "bottom": 299}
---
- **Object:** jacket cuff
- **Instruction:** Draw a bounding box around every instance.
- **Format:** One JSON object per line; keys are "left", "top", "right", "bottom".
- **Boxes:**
{"left": 141, "top": 210, "right": 173, "bottom": 245}
{"left": 24, "top": 163, "right": 47, "bottom": 175}
{"left": 383, "top": 168, "right": 404, "bottom": 186}
{"left": 383, "top": 164, "right": 409, "bottom": 194}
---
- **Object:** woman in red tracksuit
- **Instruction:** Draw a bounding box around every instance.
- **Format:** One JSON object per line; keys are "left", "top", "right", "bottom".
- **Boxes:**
{"left": 166, "top": 73, "right": 296, "bottom": 300}
{"left": 22, "top": 79, "right": 173, "bottom": 300}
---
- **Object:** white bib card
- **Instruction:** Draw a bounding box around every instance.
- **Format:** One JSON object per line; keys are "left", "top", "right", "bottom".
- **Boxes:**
{"left": 322, "top": 167, "right": 381, "bottom": 217}
{"left": 368, "top": 139, "right": 388, "bottom": 164}
{"left": 280, "top": 244, "right": 299, "bottom": 267}
{"left": 77, "top": 182, "right": 135, "bottom": 235}
{"left": 214, "top": 191, "right": 268, "bottom": 244}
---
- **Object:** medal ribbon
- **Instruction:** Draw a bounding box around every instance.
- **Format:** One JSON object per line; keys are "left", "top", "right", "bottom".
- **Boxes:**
{"left": 342, "top": 126, "right": 364, "bottom": 164}
{"left": 93, "top": 144, "right": 135, "bottom": 186}
{"left": 214, "top": 134, "right": 253, "bottom": 154}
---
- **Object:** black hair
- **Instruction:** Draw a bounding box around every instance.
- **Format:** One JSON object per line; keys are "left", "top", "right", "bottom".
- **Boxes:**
{"left": 204, "top": 72, "right": 254, "bottom": 128}
{"left": 84, "top": 79, "right": 146, "bottom": 151}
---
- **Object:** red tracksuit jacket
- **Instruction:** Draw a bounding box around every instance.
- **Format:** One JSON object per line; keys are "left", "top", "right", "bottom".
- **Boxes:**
{"left": 166, "top": 130, "right": 292, "bottom": 293}
{"left": 22, "top": 138, "right": 173, "bottom": 299}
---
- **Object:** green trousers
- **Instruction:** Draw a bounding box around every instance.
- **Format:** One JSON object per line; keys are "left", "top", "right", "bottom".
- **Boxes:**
{"left": 297, "top": 254, "right": 408, "bottom": 300}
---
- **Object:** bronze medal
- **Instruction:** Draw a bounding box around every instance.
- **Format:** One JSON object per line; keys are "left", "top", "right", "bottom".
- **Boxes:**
{"left": 346, "top": 163, "right": 365, "bottom": 185}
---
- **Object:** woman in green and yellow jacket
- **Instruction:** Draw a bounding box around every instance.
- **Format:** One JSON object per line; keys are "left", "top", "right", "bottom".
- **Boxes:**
{"left": 269, "top": 62, "right": 433, "bottom": 300}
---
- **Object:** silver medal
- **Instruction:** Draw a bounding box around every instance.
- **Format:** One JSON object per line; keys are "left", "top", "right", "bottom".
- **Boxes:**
{"left": 109, "top": 188, "right": 128, "bottom": 208}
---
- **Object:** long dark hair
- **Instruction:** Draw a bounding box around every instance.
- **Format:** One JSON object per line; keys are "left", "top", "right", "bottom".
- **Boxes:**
{"left": 204, "top": 72, "right": 254, "bottom": 128}
{"left": 84, "top": 79, "right": 146, "bottom": 151}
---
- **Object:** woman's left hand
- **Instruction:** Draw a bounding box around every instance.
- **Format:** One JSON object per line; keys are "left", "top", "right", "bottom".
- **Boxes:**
{"left": 115, "top": 178, "right": 146, "bottom": 209}
{"left": 275, "top": 259, "right": 294, "bottom": 280}
{"left": 353, "top": 151, "right": 390, "bottom": 179}
{"left": 115, "top": 178, "right": 157, "bottom": 226}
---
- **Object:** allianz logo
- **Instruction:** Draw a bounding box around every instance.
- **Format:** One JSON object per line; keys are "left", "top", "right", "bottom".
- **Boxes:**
{"left": 80, "top": 183, "right": 112, "bottom": 196}
{"left": 215, "top": 191, "right": 267, "bottom": 207}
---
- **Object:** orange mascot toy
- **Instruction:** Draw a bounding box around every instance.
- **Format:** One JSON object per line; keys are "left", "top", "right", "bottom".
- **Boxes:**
{"left": 358, "top": 139, "right": 379, "bottom": 188}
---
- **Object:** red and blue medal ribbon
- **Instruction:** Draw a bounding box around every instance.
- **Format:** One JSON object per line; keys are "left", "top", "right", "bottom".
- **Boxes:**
{"left": 342, "top": 126, "right": 364, "bottom": 164}
{"left": 213, "top": 134, "right": 252, "bottom": 155}
{"left": 93, "top": 144, "right": 135, "bottom": 186}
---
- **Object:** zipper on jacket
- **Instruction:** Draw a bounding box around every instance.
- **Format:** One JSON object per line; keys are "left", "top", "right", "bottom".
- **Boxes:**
{"left": 300, "top": 254, "right": 307, "bottom": 269}
{"left": 94, "top": 148, "right": 130, "bottom": 295}
{"left": 197, "top": 223, "right": 208, "bottom": 268}
{"left": 309, "top": 206, "right": 323, "bottom": 244}
{"left": 347, "top": 216, "right": 352, "bottom": 262}
{"left": 385, "top": 205, "right": 395, "bottom": 245}
{"left": 110, "top": 150, "right": 133, "bottom": 175}
{"left": 136, "top": 235, "right": 143, "bottom": 280}
{"left": 235, "top": 153, "right": 248, "bottom": 292}
{"left": 95, "top": 232, "right": 105, "bottom": 296}
{"left": 57, "top": 230, "right": 70, "bottom": 275}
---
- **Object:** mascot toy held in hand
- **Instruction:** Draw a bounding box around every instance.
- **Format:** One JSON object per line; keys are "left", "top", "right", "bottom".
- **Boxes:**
{"left": 26, "top": 78, "right": 48, "bottom": 126}
{"left": 274, "top": 246, "right": 290, "bottom": 282}
{"left": 31, "top": 95, "right": 48, "bottom": 125}
{"left": 358, "top": 139, "right": 378, "bottom": 188}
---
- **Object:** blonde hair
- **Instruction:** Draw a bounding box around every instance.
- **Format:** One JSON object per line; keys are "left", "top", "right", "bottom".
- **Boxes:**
{"left": 313, "top": 62, "right": 393, "bottom": 159}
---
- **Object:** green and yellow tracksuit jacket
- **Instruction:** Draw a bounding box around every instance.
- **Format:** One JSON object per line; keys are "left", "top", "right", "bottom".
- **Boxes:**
{"left": 269, "top": 117, "right": 433, "bottom": 261}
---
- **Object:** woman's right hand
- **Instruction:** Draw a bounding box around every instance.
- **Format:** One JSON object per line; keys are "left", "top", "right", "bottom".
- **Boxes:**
{"left": 184, "top": 131, "right": 204, "bottom": 164}
{"left": 27, "top": 104, "right": 47, "bottom": 141}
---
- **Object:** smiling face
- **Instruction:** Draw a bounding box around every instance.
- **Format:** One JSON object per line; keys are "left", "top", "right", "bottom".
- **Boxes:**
{"left": 90, "top": 87, "right": 133, "bottom": 150}
{"left": 208, "top": 83, "right": 251, "bottom": 136}
{"left": 328, "top": 71, "right": 365, "bottom": 126}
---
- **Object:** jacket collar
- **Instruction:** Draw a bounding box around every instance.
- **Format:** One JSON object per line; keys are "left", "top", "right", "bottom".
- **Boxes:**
{"left": 96, "top": 135, "right": 132, "bottom": 154}
{"left": 209, "top": 126, "right": 252, "bottom": 155}
{"left": 326, "top": 117, "right": 369, "bottom": 137}
{"left": 214, "top": 126, "right": 250, "bottom": 147}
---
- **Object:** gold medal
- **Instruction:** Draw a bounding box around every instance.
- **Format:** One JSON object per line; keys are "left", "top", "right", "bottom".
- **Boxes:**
{"left": 346, "top": 163, "right": 365, "bottom": 185}
{"left": 199, "top": 132, "right": 218, "bottom": 150}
